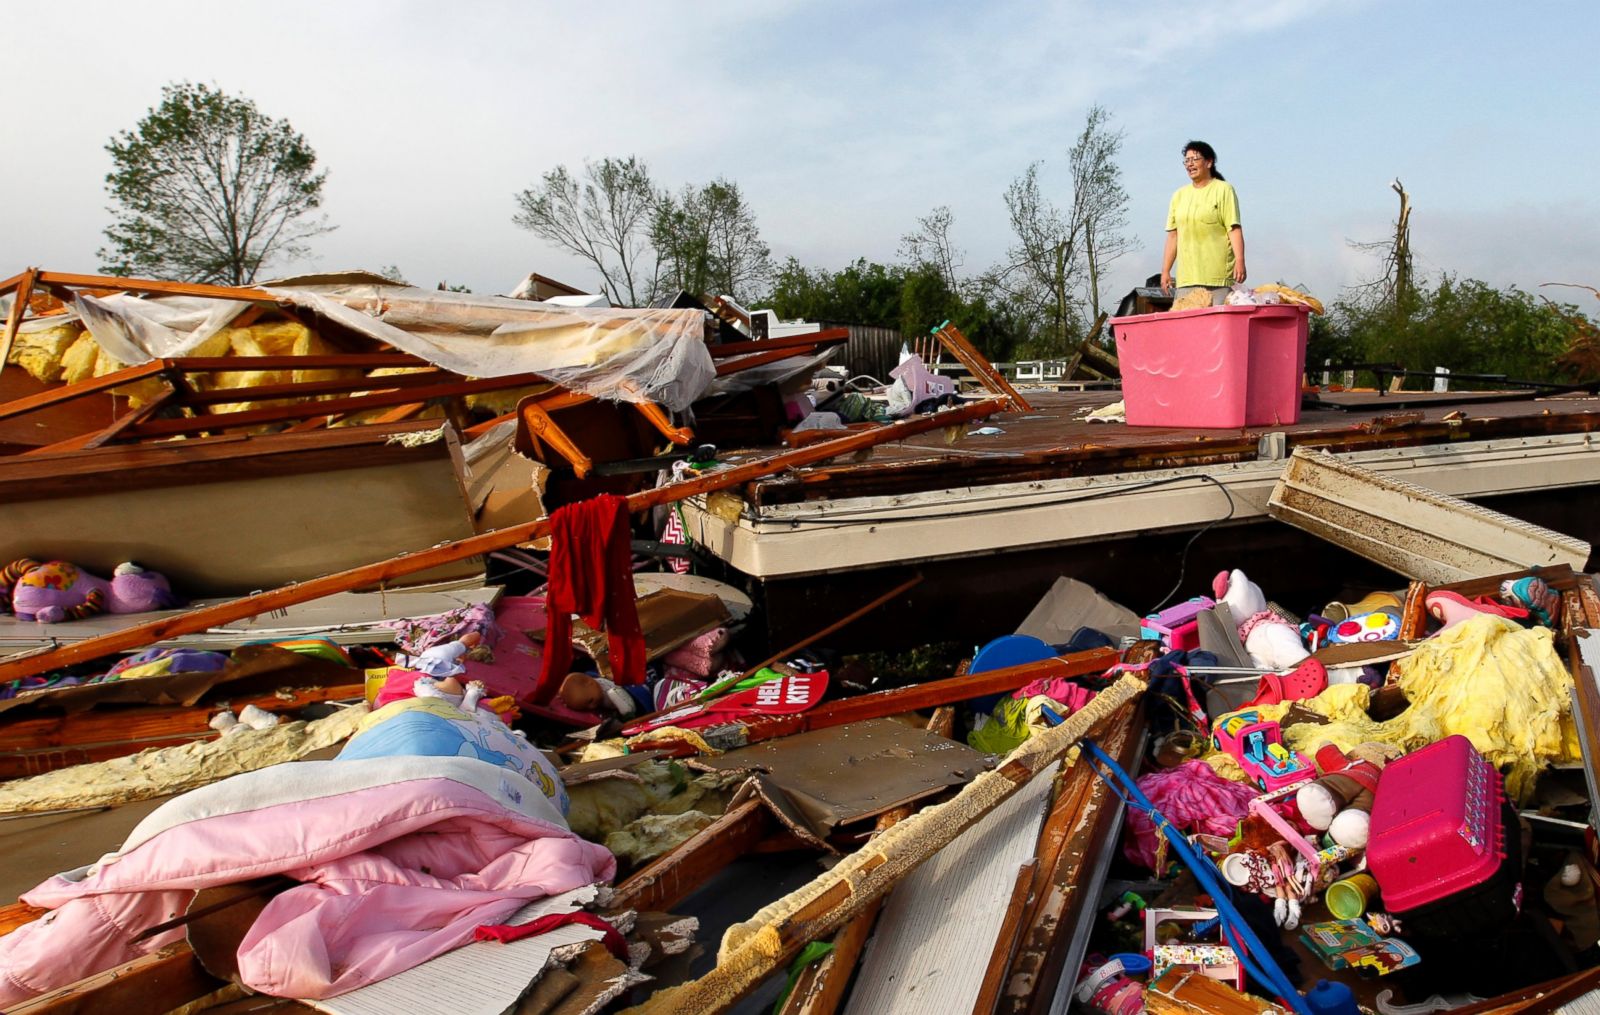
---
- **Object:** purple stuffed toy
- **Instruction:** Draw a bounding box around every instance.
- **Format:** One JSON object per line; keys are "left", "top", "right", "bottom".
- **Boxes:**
{"left": 1, "top": 559, "right": 183, "bottom": 623}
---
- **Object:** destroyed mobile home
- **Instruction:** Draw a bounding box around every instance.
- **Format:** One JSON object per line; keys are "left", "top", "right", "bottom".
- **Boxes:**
{"left": 3, "top": 267, "right": 1600, "bottom": 1014}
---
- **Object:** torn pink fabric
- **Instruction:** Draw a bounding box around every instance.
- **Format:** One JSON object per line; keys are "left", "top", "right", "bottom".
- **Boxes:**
{"left": 0, "top": 756, "right": 613, "bottom": 1005}
{"left": 1122, "top": 760, "right": 1259, "bottom": 870}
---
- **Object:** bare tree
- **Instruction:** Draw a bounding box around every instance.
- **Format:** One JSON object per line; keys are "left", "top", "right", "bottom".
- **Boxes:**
{"left": 513, "top": 156, "right": 660, "bottom": 306}
{"left": 1347, "top": 179, "right": 1416, "bottom": 311}
{"left": 898, "top": 205, "right": 964, "bottom": 294}
{"left": 996, "top": 161, "right": 1083, "bottom": 354}
{"left": 1068, "top": 106, "right": 1137, "bottom": 322}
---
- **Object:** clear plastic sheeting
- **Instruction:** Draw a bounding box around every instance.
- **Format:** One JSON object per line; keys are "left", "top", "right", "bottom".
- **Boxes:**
{"left": 72, "top": 292, "right": 253, "bottom": 363}
{"left": 18, "top": 277, "right": 715, "bottom": 412}
{"left": 481, "top": 307, "right": 712, "bottom": 412}
{"left": 266, "top": 283, "right": 713, "bottom": 411}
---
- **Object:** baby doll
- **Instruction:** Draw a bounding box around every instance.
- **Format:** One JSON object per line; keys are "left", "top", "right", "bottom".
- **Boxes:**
{"left": 556, "top": 671, "right": 652, "bottom": 719}
{"left": 408, "top": 631, "right": 489, "bottom": 712}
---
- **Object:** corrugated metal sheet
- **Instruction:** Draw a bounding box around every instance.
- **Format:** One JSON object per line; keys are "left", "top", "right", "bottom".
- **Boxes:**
{"left": 820, "top": 322, "right": 903, "bottom": 381}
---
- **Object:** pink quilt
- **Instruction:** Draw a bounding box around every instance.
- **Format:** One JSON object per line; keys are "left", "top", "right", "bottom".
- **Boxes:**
{"left": 0, "top": 755, "right": 613, "bottom": 1004}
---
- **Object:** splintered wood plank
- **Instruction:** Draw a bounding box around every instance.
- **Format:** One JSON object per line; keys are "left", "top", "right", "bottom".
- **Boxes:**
{"left": 0, "top": 684, "right": 364, "bottom": 779}
{"left": 8, "top": 943, "right": 221, "bottom": 1015}
{"left": 0, "top": 267, "right": 38, "bottom": 383}
{"left": 841, "top": 761, "right": 1061, "bottom": 1015}
{"left": 971, "top": 859, "right": 1038, "bottom": 1014}
{"left": 1000, "top": 703, "right": 1141, "bottom": 1014}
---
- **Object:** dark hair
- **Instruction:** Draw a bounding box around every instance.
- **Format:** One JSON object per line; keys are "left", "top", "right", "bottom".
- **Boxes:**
{"left": 1183, "top": 140, "right": 1224, "bottom": 181}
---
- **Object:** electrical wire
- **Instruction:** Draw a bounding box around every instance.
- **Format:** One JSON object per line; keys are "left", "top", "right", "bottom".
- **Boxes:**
{"left": 1146, "top": 472, "right": 1236, "bottom": 615}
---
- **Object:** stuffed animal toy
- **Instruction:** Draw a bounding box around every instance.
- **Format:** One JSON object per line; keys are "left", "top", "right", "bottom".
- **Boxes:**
{"left": 1294, "top": 743, "right": 1394, "bottom": 850}
{"left": 1, "top": 559, "right": 182, "bottom": 623}
{"left": 1213, "top": 569, "right": 1312, "bottom": 672}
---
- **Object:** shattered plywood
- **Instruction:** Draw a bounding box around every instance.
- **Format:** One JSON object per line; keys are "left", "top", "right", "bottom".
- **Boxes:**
{"left": 695, "top": 717, "right": 987, "bottom": 837}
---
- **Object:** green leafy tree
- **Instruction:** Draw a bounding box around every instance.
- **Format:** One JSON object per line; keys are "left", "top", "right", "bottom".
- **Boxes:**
{"left": 766, "top": 257, "right": 905, "bottom": 327}
{"left": 100, "top": 82, "right": 332, "bottom": 285}
{"left": 513, "top": 157, "right": 661, "bottom": 306}
{"left": 652, "top": 179, "right": 771, "bottom": 303}
{"left": 1325, "top": 276, "right": 1586, "bottom": 385}
{"left": 765, "top": 256, "right": 1034, "bottom": 364}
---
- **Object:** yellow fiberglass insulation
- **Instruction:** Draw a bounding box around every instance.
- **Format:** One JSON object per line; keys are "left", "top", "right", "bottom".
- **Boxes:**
{"left": 1203, "top": 615, "right": 1577, "bottom": 803}
{"left": 1387, "top": 613, "right": 1579, "bottom": 801}
{"left": 5, "top": 322, "right": 82, "bottom": 383}
{"left": 208, "top": 319, "right": 344, "bottom": 413}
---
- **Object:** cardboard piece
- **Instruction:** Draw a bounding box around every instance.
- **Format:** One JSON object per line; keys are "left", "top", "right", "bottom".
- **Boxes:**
{"left": 633, "top": 572, "right": 752, "bottom": 623}
{"left": 571, "top": 589, "right": 729, "bottom": 680}
{"left": 306, "top": 887, "right": 603, "bottom": 1015}
{"left": 694, "top": 717, "right": 989, "bottom": 837}
{"left": 463, "top": 422, "right": 550, "bottom": 544}
{"left": 1015, "top": 577, "right": 1143, "bottom": 645}
{"left": 1145, "top": 966, "right": 1289, "bottom": 1014}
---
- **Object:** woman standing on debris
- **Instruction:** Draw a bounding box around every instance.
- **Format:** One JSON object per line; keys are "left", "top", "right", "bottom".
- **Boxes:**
{"left": 1160, "top": 140, "right": 1245, "bottom": 305}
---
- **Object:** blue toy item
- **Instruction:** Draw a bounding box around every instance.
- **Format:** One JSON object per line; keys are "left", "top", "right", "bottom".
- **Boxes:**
{"left": 967, "top": 634, "right": 1056, "bottom": 713}
{"left": 1304, "top": 979, "right": 1360, "bottom": 1015}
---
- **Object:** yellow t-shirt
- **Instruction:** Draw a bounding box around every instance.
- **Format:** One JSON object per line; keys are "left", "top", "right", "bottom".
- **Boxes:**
{"left": 1165, "top": 180, "right": 1241, "bottom": 287}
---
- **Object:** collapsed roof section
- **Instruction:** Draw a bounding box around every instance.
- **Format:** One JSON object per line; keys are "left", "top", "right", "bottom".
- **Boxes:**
{"left": 0, "top": 269, "right": 714, "bottom": 412}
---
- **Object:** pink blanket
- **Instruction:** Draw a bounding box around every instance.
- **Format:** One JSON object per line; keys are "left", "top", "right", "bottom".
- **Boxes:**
{"left": 0, "top": 755, "right": 613, "bottom": 1004}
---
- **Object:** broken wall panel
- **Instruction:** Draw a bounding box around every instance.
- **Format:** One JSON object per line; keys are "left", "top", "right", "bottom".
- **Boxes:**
{"left": 0, "top": 421, "right": 483, "bottom": 596}
{"left": 1268, "top": 446, "right": 1591, "bottom": 583}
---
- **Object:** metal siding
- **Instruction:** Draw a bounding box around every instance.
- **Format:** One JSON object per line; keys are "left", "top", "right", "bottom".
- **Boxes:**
{"left": 820, "top": 322, "right": 903, "bottom": 381}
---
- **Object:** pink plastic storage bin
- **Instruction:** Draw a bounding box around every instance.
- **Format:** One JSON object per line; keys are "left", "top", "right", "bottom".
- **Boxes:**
{"left": 1366, "top": 734, "right": 1512, "bottom": 924}
{"left": 1114, "top": 303, "right": 1309, "bottom": 428}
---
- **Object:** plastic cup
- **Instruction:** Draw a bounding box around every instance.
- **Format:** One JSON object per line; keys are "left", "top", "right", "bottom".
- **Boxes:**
{"left": 1325, "top": 873, "right": 1378, "bottom": 920}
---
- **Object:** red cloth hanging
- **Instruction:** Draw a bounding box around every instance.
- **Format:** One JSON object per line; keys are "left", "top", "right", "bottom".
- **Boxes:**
{"left": 473, "top": 911, "right": 628, "bottom": 960}
{"left": 536, "top": 494, "right": 646, "bottom": 703}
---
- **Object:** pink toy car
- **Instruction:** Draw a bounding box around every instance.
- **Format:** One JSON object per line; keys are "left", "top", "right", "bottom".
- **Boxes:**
{"left": 1210, "top": 710, "right": 1314, "bottom": 792}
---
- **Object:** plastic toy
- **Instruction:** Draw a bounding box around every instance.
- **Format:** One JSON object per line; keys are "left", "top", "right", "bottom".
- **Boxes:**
{"left": 1142, "top": 596, "right": 1214, "bottom": 650}
{"left": 1211, "top": 710, "right": 1315, "bottom": 792}
{"left": 1326, "top": 611, "right": 1401, "bottom": 645}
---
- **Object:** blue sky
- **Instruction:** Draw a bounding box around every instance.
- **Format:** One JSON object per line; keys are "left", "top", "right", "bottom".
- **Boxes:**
{"left": 2, "top": 0, "right": 1596, "bottom": 313}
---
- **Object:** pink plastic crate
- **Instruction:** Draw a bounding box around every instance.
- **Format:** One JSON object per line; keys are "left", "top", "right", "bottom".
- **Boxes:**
{"left": 1366, "top": 735, "right": 1509, "bottom": 917}
{"left": 1114, "top": 304, "right": 1309, "bottom": 428}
